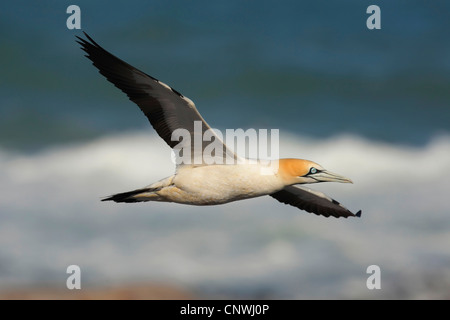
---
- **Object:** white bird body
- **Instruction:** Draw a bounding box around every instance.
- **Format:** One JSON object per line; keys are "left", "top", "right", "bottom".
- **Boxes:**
{"left": 77, "top": 33, "right": 361, "bottom": 218}
{"left": 142, "top": 162, "right": 284, "bottom": 205}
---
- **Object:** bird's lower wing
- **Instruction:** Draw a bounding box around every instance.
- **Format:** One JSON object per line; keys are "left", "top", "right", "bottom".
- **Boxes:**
{"left": 270, "top": 186, "right": 361, "bottom": 218}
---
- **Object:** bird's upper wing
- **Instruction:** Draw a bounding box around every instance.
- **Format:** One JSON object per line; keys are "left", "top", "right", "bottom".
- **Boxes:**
{"left": 270, "top": 185, "right": 361, "bottom": 218}
{"left": 76, "top": 32, "right": 238, "bottom": 166}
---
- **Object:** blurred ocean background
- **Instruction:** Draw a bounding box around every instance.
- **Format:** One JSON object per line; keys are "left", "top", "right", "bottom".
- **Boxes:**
{"left": 0, "top": 0, "right": 449, "bottom": 299}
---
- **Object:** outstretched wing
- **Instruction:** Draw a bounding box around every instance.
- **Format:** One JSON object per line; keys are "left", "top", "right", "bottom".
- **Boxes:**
{"left": 76, "top": 32, "right": 238, "bottom": 166}
{"left": 271, "top": 186, "right": 361, "bottom": 218}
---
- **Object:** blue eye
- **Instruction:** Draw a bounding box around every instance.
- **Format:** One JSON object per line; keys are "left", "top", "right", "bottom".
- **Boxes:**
{"left": 310, "top": 167, "right": 317, "bottom": 174}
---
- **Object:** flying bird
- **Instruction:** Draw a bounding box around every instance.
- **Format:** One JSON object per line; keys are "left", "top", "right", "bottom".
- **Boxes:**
{"left": 77, "top": 32, "right": 361, "bottom": 218}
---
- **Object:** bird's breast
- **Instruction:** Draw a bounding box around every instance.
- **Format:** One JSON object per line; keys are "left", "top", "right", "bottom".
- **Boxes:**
{"left": 170, "top": 163, "right": 284, "bottom": 205}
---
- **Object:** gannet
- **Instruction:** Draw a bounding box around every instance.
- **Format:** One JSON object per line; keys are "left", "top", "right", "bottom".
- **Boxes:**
{"left": 77, "top": 33, "right": 361, "bottom": 218}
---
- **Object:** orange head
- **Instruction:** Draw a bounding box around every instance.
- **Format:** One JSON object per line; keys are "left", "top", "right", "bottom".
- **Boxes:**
{"left": 277, "top": 158, "right": 353, "bottom": 186}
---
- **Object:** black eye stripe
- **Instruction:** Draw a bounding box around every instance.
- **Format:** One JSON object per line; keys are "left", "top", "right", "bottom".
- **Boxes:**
{"left": 308, "top": 167, "right": 322, "bottom": 175}
{"left": 301, "top": 167, "right": 322, "bottom": 177}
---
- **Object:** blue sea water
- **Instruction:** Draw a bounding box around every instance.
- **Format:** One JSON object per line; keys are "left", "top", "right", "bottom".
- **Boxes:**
{"left": 0, "top": 0, "right": 449, "bottom": 298}
{"left": 1, "top": 0, "right": 449, "bottom": 150}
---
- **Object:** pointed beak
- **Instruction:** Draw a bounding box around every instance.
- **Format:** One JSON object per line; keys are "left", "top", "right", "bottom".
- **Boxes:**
{"left": 313, "top": 170, "right": 353, "bottom": 184}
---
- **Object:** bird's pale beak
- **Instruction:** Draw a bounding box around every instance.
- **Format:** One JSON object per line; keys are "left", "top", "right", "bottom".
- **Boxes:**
{"left": 314, "top": 170, "right": 353, "bottom": 184}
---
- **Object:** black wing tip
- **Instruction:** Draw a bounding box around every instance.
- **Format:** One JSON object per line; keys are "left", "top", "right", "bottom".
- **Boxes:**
{"left": 341, "top": 209, "right": 361, "bottom": 219}
{"left": 75, "top": 31, "right": 103, "bottom": 54}
{"left": 309, "top": 208, "right": 362, "bottom": 219}
{"left": 76, "top": 31, "right": 95, "bottom": 44}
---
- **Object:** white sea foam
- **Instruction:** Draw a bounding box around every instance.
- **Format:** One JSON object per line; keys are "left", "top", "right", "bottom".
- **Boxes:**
{"left": 0, "top": 131, "right": 449, "bottom": 298}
